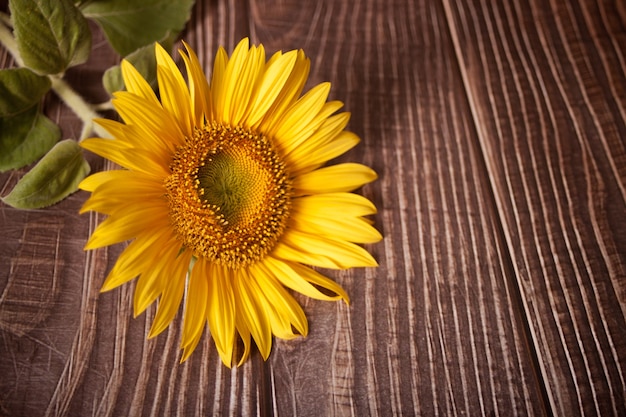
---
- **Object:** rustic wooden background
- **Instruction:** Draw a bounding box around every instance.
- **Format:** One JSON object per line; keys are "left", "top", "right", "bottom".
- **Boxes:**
{"left": 1, "top": 0, "right": 625, "bottom": 415}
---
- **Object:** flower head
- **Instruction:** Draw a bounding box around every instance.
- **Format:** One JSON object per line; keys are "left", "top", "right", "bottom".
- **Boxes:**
{"left": 80, "top": 39, "right": 381, "bottom": 366}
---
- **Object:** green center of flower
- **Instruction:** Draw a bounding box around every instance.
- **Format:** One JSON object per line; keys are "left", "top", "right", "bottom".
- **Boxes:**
{"left": 165, "top": 123, "right": 291, "bottom": 268}
{"left": 197, "top": 151, "right": 262, "bottom": 226}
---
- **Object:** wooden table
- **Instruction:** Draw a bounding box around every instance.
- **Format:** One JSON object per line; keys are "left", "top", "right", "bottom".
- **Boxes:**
{"left": 1, "top": 0, "right": 625, "bottom": 415}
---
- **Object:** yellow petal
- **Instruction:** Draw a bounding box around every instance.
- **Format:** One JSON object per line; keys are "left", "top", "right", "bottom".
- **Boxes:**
{"left": 101, "top": 258, "right": 143, "bottom": 293}
{"left": 306, "top": 130, "right": 360, "bottom": 164}
{"left": 246, "top": 49, "right": 298, "bottom": 127}
{"left": 80, "top": 175, "right": 164, "bottom": 214}
{"left": 292, "top": 163, "right": 377, "bottom": 195}
{"left": 256, "top": 49, "right": 310, "bottom": 132}
{"left": 235, "top": 313, "right": 252, "bottom": 366}
{"left": 133, "top": 239, "right": 183, "bottom": 316}
{"left": 79, "top": 169, "right": 132, "bottom": 192}
{"left": 276, "top": 229, "right": 378, "bottom": 269}
{"left": 286, "top": 261, "right": 351, "bottom": 304}
{"left": 94, "top": 117, "right": 173, "bottom": 166}
{"left": 279, "top": 99, "right": 343, "bottom": 157}
{"left": 86, "top": 143, "right": 166, "bottom": 178}
{"left": 180, "top": 328, "right": 204, "bottom": 363}
{"left": 217, "top": 38, "right": 250, "bottom": 124}
{"left": 292, "top": 111, "right": 351, "bottom": 157}
{"left": 293, "top": 192, "right": 378, "bottom": 217}
{"left": 269, "top": 83, "right": 330, "bottom": 151}
{"left": 80, "top": 138, "right": 127, "bottom": 168}
{"left": 84, "top": 204, "right": 169, "bottom": 250}
{"left": 121, "top": 59, "right": 160, "bottom": 105}
{"left": 289, "top": 130, "right": 359, "bottom": 175}
{"left": 180, "top": 259, "right": 209, "bottom": 359}
{"left": 263, "top": 255, "right": 348, "bottom": 303}
{"left": 149, "top": 250, "right": 192, "bottom": 338}
{"left": 91, "top": 118, "right": 131, "bottom": 145}
{"left": 101, "top": 238, "right": 157, "bottom": 292}
{"left": 245, "top": 283, "right": 294, "bottom": 340}
{"left": 181, "top": 41, "right": 211, "bottom": 126}
{"left": 272, "top": 241, "right": 337, "bottom": 269}
{"left": 251, "top": 261, "right": 308, "bottom": 338}
{"left": 289, "top": 212, "right": 382, "bottom": 244}
{"left": 210, "top": 46, "right": 228, "bottom": 120}
{"left": 100, "top": 225, "right": 174, "bottom": 292}
{"left": 230, "top": 44, "right": 265, "bottom": 125}
{"left": 206, "top": 263, "right": 236, "bottom": 367}
{"left": 133, "top": 268, "right": 164, "bottom": 318}
{"left": 112, "top": 92, "right": 183, "bottom": 151}
{"left": 155, "top": 43, "right": 193, "bottom": 136}
{"left": 233, "top": 268, "right": 272, "bottom": 360}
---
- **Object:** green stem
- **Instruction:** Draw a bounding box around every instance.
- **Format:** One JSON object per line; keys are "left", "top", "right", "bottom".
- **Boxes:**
{"left": 93, "top": 100, "right": 114, "bottom": 111}
{"left": 50, "top": 77, "right": 110, "bottom": 140}
{"left": 0, "top": 12, "right": 12, "bottom": 29}
{"left": 0, "top": 17, "right": 23, "bottom": 66}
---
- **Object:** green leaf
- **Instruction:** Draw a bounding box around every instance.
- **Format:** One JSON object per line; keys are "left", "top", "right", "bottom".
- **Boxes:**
{"left": 103, "top": 42, "right": 158, "bottom": 94}
{"left": 102, "top": 67, "right": 122, "bottom": 95}
{"left": 0, "top": 68, "right": 51, "bottom": 117}
{"left": 0, "top": 105, "right": 61, "bottom": 172}
{"left": 9, "top": 0, "right": 92, "bottom": 75}
{"left": 80, "top": 0, "right": 195, "bottom": 57}
{"left": 2, "top": 139, "right": 90, "bottom": 209}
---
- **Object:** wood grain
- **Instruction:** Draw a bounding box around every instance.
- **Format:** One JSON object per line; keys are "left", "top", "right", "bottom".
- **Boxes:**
{"left": 443, "top": 0, "right": 626, "bottom": 415}
{"left": 1, "top": 0, "right": 625, "bottom": 415}
{"left": 243, "top": 0, "right": 545, "bottom": 415}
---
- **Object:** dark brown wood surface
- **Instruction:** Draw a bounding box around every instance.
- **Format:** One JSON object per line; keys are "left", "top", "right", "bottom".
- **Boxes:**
{"left": 1, "top": 0, "right": 624, "bottom": 415}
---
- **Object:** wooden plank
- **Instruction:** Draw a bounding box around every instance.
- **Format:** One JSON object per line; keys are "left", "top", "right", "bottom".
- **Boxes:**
{"left": 14, "top": 0, "right": 626, "bottom": 415}
{"left": 243, "top": 0, "right": 547, "bottom": 415}
{"left": 442, "top": 0, "right": 626, "bottom": 415}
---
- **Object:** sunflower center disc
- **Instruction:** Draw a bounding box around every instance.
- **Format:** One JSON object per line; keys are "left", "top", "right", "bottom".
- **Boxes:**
{"left": 165, "top": 123, "right": 291, "bottom": 268}
{"left": 198, "top": 150, "right": 264, "bottom": 226}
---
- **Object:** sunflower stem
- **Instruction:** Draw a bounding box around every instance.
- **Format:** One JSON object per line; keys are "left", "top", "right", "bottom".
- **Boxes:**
{"left": 93, "top": 100, "right": 114, "bottom": 111}
{"left": 49, "top": 76, "right": 110, "bottom": 140}
{"left": 0, "top": 17, "right": 22, "bottom": 66}
{"left": 0, "top": 12, "right": 12, "bottom": 29}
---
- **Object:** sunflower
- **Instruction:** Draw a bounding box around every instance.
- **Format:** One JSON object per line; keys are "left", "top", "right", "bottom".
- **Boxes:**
{"left": 79, "top": 38, "right": 381, "bottom": 366}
